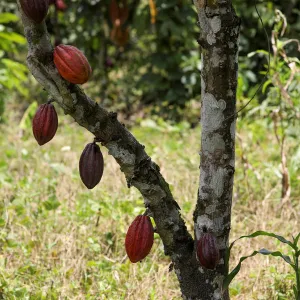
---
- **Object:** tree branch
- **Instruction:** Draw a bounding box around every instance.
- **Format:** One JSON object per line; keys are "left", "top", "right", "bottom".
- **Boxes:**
{"left": 16, "top": 0, "right": 193, "bottom": 267}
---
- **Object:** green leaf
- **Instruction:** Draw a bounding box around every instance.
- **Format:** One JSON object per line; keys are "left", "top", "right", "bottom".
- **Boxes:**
{"left": 262, "top": 79, "right": 272, "bottom": 94}
{"left": 2, "top": 58, "right": 27, "bottom": 72}
{"left": 294, "top": 233, "right": 300, "bottom": 247}
{"left": 223, "top": 249, "right": 294, "bottom": 290}
{"left": 223, "top": 250, "right": 258, "bottom": 290}
{"left": 229, "top": 231, "right": 294, "bottom": 253}
{"left": 248, "top": 49, "right": 270, "bottom": 58}
{"left": 43, "top": 196, "right": 61, "bottom": 211}
{"left": 0, "top": 32, "right": 26, "bottom": 45}
{"left": 0, "top": 13, "right": 19, "bottom": 24}
{"left": 292, "top": 285, "right": 298, "bottom": 300}
{"left": 19, "top": 102, "right": 38, "bottom": 130}
{"left": 0, "top": 58, "right": 28, "bottom": 95}
{"left": 258, "top": 248, "right": 293, "bottom": 264}
{"left": 225, "top": 231, "right": 297, "bottom": 288}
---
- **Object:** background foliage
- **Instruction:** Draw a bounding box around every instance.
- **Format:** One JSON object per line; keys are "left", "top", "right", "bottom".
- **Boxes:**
{"left": 0, "top": 12, "right": 27, "bottom": 122}
{"left": 1, "top": 0, "right": 299, "bottom": 121}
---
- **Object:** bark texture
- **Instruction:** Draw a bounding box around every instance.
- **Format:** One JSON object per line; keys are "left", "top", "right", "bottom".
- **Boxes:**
{"left": 193, "top": 0, "right": 240, "bottom": 299}
{"left": 17, "top": 0, "right": 240, "bottom": 298}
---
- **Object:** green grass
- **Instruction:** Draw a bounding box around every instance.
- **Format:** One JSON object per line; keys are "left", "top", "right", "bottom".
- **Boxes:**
{"left": 0, "top": 106, "right": 299, "bottom": 299}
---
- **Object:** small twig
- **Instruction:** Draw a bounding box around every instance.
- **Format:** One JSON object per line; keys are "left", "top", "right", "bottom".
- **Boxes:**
{"left": 273, "top": 74, "right": 294, "bottom": 108}
{"left": 271, "top": 109, "right": 281, "bottom": 145}
{"left": 284, "top": 61, "right": 297, "bottom": 91}
{"left": 275, "top": 9, "right": 287, "bottom": 37}
{"left": 95, "top": 209, "right": 101, "bottom": 227}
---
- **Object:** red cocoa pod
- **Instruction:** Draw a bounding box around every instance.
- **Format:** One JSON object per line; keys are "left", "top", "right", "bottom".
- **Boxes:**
{"left": 55, "top": 0, "right": 67, "bottom": 11}
{"left": 32, "top": 103, "right": 58, "bottom": 146}
{"left": 79, "top": 143, "right": 104, "bottom": 189}
{"left": 125, "top": 215, "right": 154, "bottom": 263}
{"left": 196, "top": 233, "right": 220, "bottom": 269}
{"left": 20, "top": 0, "right": 49, "bottom": 24}
{"left": 53, "top": 45, "right": 92, "bottom": 84}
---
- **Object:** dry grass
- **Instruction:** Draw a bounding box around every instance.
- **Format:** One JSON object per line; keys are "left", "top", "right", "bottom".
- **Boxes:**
{"left": 0, "top": 108, "right": 298, "bottom": 299}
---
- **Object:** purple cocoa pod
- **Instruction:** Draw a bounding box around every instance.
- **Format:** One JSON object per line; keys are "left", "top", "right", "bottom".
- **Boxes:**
{"left": 196, "top": 233, "right": 220, "bottom": 269}
{"left": 79, "top": 143, "right": 104, "bottom": 189}
{"left": 20, "top": 0, "right": 49, "bottom": 24}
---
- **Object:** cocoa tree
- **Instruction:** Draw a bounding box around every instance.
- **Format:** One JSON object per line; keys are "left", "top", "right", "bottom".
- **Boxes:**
{"left": 17, "top": 0, "right": 240, "bottom": 298}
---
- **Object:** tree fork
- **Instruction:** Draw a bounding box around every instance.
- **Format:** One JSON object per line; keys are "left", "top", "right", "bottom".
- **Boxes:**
{"left": 17, "top": 0, "right": 240, "bottom": 298}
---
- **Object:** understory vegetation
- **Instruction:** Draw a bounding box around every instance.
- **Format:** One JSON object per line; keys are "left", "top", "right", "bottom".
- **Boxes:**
{"left": 0, "top": 104, "right": 299, "bottom": 299}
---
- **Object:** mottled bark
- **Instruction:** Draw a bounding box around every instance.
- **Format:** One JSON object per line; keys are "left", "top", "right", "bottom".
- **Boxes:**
{"left": 17, "top": 0, "right": 240, "bottom": 299}
{"left": 193, "top": 0, "right": 240, "bottom": 299}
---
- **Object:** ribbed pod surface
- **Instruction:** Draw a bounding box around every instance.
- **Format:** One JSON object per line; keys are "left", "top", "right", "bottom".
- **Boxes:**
{"left": 79, "top": 143, "right": 104, "bottom": 189}
{"left": 125, "top": 215, "right": 154, "bottom": 263}
{"left": 53, "top": 45, "right": 92, "bottom": 84}
{"left": 196, "top": 233, "right": 220, "bottom": 270}
{"left": 32, "top": 103, "right": 58, "bottom": 146}
{"left": 20, "top": 0, "right": 49, "bottom": 24}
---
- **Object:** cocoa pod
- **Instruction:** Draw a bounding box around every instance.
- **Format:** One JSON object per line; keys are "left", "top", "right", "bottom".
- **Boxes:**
{"left": 53, "top": 44, "right": 92, "bottom": 84}
{"left": 79, "top": 143, "right": 104, "bottom": 189}
{"left": 110, "top": 26, "right": 129, "bottom": 47}
{"left": 125, "top": 215, "right": 154, "bottom": 263}
{"left": 32, "top": 103, "right": 58, "bottom": 146}
{"left": 109, "top": 0, "right": 128, "bottom": 27}
{"left": 109, "top": 0, "right": 119, "bottom": 25}
{"left": 196, "top": 233, "right": 220, "bottom": 269}
{"left": 20, "top": 0, "right": 49, "bottom": 24}
{"left": 55, "top": 0, "right": 67, "bottom": 11}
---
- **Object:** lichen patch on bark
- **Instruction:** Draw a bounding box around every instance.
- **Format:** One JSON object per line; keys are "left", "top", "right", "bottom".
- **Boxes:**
{"left": 201, "top": 92, "right": 226, "bottom": 131}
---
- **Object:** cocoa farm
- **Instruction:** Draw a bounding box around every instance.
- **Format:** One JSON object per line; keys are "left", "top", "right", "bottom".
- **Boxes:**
{"left": 0, "top": 0, "right": 299, "bottom": 299}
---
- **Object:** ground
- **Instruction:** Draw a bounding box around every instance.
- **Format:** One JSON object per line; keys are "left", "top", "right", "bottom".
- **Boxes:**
{"left": 0, "top": 102, "right": 298, "bottom": 299}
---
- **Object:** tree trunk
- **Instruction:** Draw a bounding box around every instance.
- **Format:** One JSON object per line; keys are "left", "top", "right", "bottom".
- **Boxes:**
{"left": 192, "top": 1, "right": 240, "bottom": 299}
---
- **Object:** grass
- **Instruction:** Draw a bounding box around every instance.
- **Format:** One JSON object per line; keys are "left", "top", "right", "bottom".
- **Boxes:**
{"left": 0, "top": 103, "right": 299, "bottom": 299}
